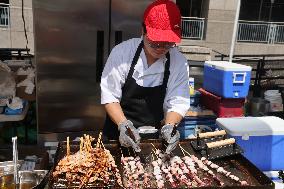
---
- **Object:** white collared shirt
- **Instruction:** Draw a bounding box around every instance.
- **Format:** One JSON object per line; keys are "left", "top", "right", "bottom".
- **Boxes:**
{"left": 100, "top": 38, "right": 190, "bottom": 116}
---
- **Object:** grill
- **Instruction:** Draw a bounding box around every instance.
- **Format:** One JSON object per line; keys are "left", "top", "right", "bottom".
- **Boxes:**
{"left": 47, "top": 139, "right": 274, "bottom": 189}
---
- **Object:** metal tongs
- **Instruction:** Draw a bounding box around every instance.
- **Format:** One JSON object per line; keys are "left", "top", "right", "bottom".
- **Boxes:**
{"left": 125, "top": 126, "right": 146, "bottom": 163}
{"left": 162, "top": 126, "right": 178, "bottom": 161}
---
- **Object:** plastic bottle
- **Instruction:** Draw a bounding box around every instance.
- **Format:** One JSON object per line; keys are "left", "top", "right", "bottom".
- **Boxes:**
{"left": 189, "top": 77, "right": 194, "bottom": 96}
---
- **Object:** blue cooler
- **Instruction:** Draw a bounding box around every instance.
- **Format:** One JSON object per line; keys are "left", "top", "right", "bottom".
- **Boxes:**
{"left": 178, "top": 116, "right": 217, "bottom": 139}
{"left": 216, "top": 116, "right": 284, "bottom": 171}
{"left": 203, "top": 61, "right": 252, "bottom": 98}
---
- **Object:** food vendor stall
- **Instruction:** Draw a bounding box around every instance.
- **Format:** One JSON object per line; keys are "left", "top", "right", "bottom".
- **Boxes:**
{"left": 10, "top": 0, "right": 278, "bottom": 188}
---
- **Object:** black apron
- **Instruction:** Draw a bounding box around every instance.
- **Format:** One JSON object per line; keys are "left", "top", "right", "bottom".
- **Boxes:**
{"left": 103, "top": 41, "right": 170, "bottom": 140}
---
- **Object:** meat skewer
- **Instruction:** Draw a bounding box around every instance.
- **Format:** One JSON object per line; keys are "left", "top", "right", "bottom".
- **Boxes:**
{"left": 121, "top": 146, "right": 149, "bottom": 189}
{"left": 201, "top": 157, "right": 248, "bottom": 186}
{"left": 151, "top": 145, "right": 165, "bottom": 189}
{"left": 179, "top": 143, "right": 248, "bottom": 186}
{"left": 53, "top": 133, "right": 122, "bottom": 188}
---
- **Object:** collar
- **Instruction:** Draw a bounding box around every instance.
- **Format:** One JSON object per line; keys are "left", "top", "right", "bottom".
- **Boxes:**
{"left": 133, "top": 50, "right": 168, "bottom": 79}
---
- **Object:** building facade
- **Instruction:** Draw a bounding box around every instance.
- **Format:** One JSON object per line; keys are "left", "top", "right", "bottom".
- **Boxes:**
{"left": 1, "top": 0, "right": 284, "bottom": 57}
{"left": 178, "top": 0, "right": 284, "bottom": 58}
{"left": 0, "top": 0, "right": 33, "bottom": 54}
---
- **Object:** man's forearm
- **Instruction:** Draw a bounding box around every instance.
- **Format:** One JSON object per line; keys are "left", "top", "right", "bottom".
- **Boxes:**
{"left": 105, "top": 102, "right": 127, "bottom": 126}
{"left": 164, "top": 111, "right": 183, "bottom": 126}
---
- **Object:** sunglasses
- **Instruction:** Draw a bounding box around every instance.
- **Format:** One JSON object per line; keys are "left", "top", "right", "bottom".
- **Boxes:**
{"left": 146, "top": 36, "right": 176, "bottom": 49}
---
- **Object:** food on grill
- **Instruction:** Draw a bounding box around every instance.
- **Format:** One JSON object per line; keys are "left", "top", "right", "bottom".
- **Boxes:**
{"left": 200, "top": 157, "right": 248, "bottom": 185}
{"left": 50, "top": 134, "right": 267, "bottom": 189}
{"left": 52, "top": 134, "right": 122, "bottom": 188}
{"left": 119, "top": 144, "right": 249, "bottom": 188}
{"left": 121, "top": 156, "right": 151, "bottom": 188}
{"left": 152, "top": 150, "right": 165, "bottom": 188}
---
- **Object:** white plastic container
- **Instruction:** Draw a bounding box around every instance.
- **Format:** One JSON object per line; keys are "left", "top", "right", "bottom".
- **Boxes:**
{"left": 216, "top": 116, "right": 284, "bottom": 171}
{"left": 263, "top": 171, "right": 284, "bottom": 189}
{"left": 264, "top": 90, "right": 283, "bottom": 112}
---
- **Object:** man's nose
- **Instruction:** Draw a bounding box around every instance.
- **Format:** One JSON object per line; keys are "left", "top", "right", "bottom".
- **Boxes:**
{"left": 156, "top": 46, "right": 169, "bottom": 51}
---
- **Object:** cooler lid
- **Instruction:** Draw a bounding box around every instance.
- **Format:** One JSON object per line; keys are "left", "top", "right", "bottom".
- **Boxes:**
{"left": 216, "top": 116, "right": 284, "bottom": 136}
{"left": 205, "top": 61, "right": 252, "bottom": 71}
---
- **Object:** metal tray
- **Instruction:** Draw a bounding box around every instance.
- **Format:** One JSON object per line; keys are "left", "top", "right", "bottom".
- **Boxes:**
{"left": 47, "top": 139, "right": 274, "bottom": 189}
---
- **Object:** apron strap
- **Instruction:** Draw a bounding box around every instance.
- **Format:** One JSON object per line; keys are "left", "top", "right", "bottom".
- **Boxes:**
{"left": 124, "top": 41, "right": 144, "bottom": 86}
{"left": 162, "top": 52, "right": 170, "bottom": 87}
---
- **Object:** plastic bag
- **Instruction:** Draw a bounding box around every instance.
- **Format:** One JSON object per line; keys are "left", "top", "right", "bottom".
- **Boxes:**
{"left": 0, "top": 62, "right": 16, "bottom": 98}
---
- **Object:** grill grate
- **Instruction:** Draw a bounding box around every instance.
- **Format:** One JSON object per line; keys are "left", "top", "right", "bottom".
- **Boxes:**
{"left": 47, "top": 139, "right": 274, "bottom": 189}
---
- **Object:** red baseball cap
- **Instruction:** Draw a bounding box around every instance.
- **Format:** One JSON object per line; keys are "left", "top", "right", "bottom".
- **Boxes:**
{"left": 143, "top": 0, "right": 181, "bottom": 43}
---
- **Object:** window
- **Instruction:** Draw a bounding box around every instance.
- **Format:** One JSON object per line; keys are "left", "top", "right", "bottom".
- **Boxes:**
{"left": 240, "top": 0, "right": 284, "bottom": 22}
{"left": 0, "top": 0, "right": 9, "bottom": 27}
{"left": 176, "top": 0, "right": 209, "bottom": 18}
{"left": 0, "top": 0, "right": 9, "bottom": 4}
{"left": 176, "top": 0, "right": 209, "bottom": 40}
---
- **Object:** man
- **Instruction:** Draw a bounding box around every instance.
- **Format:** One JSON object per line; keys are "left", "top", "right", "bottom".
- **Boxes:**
{"left": 100, "top": 0, "right": 190, "bottom": 154}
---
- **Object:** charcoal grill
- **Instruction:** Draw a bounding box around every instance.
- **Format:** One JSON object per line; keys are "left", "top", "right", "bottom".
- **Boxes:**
{"left": 46, "top": 139, "right": 274, "bottom": 189}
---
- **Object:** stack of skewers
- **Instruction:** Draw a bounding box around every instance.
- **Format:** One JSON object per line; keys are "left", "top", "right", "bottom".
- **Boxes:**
{"left": 52, "top": 133, "right": 122, "bottom": 188}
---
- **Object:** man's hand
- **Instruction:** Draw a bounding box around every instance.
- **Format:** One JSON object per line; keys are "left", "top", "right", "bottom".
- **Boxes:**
{"left": 161, "top": 124, "right": 180, "bottom": 154}
{"left": 118, "top": 120, "right": 141, "bottom": 152}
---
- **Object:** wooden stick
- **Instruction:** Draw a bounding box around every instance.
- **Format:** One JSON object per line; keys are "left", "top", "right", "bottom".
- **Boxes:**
{"left": 85, "top": 135, "right": 88, "bottom": 152}
{"left": 87, "top": 135, "right": 91, "bottom": 152}
{"left": 96, "top": 132, "right": 102, "bottom": 148}
{"left": 120, "top": 148, "right": 124, "bottom": 158}
{"left": 179, "top": 144, "right": 186, "bottom": 157}
{"left": 67, "top": 136, "right": 70, "bottom": 156}
{"left": 97, "top": 132, "right": 105, "bottom": 150}
{"left": 83, "top": 134, "right": 86, "bottom": 151}
{"left": 89, "top": 135, "right": 92, "bottom": 151}
{"left": 151, "top": 143, "right": 158, "bottom": 151}
{"left": 193, "top": 130, "right": 226, "bottom": 139}
{"left": 150, "top": 143, "right": 160, "bottom": 159}
{"left": 80, "top": 137, "right": 83, "bottom": 154}
{"left": 151, "top": 149, "right": 159, "bottom": 159}
{"left": 206, "top": 138, "right": 235, "bottom": 149}
{"left": 100, "top": 141, "right": 106, "bottom": 150}
{"left": 179, "top": 144, "right": 191, "bottom": 157}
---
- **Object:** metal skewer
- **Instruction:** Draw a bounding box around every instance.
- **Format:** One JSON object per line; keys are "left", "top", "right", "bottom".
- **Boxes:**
{"left": 12, "top": 136, "right": 19, "bottom": 185}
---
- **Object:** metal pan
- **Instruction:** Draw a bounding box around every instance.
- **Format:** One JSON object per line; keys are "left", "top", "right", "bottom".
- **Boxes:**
{"left": 47, "top": 139, "right": 274, "bottom": 189}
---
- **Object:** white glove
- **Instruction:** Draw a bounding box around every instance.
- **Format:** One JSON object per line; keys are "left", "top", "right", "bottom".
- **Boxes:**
{"left": 118, "top": 120, "right": 141, "bottom": 152}
{"left": 161, "top": 124, "right": 180, "bottom": 154}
